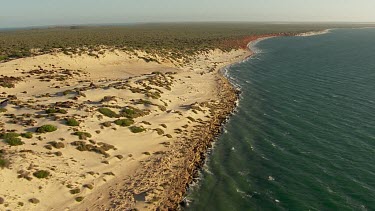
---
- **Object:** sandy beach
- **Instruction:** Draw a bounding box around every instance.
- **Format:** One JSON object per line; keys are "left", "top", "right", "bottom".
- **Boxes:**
{"left": 0, "top": 39, "right": 257, "bottom": 210}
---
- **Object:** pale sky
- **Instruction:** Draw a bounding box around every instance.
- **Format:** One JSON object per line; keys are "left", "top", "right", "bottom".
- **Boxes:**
{"left": 1, "top": 0, "right": 375, "bottom": 28}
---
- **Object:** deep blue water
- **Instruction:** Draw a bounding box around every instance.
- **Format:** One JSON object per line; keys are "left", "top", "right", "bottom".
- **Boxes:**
{"left": 187, "top": 28, "right": 375, "bottom": 211}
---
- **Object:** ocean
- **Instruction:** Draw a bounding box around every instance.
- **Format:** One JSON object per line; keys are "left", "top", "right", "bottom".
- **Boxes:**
{"left": 186, "top": 28, "right": 375, "bottom": 210}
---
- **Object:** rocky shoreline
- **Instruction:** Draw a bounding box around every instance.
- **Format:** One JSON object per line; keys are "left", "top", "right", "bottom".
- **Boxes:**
{"left": 162, "top": 74, "right": 241, "bottom": 210}
{"left": 102, "top": 64, "right": 244, "bottom": 211}
{"left": 155, "top": 35, "right": 287, "bottom": 210}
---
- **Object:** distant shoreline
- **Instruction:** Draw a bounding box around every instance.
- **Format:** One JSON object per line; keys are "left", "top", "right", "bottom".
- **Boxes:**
{"left": 296, "top": 29, "right": 332, "bottom": 36}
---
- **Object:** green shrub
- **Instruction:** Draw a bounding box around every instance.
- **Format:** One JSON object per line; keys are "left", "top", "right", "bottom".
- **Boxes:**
{"left": 5, "top": 137, "right": 24, "bottom": 146}
{"left": 72, "top": 131, "right": 92, "bottom": 140}
{"left": 120, "top": 107, "right": 149, "bottom": 119}
{"left": 98, "top": 108, "right": 119, "bottom": 118}
{"left": 129, "top": 126, "right": 146, "bottom": 133}
{"left": 66, "top": 118, "right": 80, "bottom": 126}
{"left": 138, "top": 99, "right": 152, "bottom": 105}
{"left": 36, "top": 125, "right": 57, "bottom": 133}
{"left": 154, "top": 128, "right": 164, "bottom": 135}
{"left": 0, "top": 55, "right": 8, "bottom": 61}
{"left": 46, "top": 108, "right": 57, "bottom": 114}
{"left": 0, "top": 158, "right": 10, "bottom": 169}
{"left": 46, "top": 108, "right": 67, "bottom": 114}
{"left": 0, "top": 132, "right": 20, "bottom": 139}
{"left": 121, "top": 108, "right": 137, "bottom": 118}
{"left": 114, "top": 119, "right": 134, "bottom": 127}
{"left": 75, "top": 196, "right": 84, "bottom": 202}
{"left": 33, "top": 170, "right": 50, "bottom": 179}
{"left": 70, "top": 188, "right": 80, "bottom": 194}
{"left": 0, "top": 108, "right": 7, "bottom": 113}
{"left": 21, "top": 132, "right": 33, "bottom": 139}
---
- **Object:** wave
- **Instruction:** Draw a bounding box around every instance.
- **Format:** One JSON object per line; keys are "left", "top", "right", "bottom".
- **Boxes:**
{"left": 247, "top": 37, "right": 273, "bottom": 53}
{"left": 296, "top": 29, "right": 332, "bottom": 37}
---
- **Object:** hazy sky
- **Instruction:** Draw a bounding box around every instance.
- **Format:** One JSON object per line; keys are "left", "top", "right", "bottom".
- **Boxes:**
{"left": 1, "top": 0, "right": 375, "bottom": 28}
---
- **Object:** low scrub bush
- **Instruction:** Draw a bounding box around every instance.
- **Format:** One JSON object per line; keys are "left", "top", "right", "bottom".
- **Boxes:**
{"left": 75, "top": 196, "right": 84, "bottom": 202}
{"left": 21, "top": 132, "right": 33, "bottom": 139}
{"left": 72, "top": 131, "right": 92, "bottom": 140}
{"left": 129, "top": 126, "right": 146, "bottom": 133}
{"left": 120, "top": 106, "right": 149, "bottom": 119}
{"left": 0, "top": 158, "right": 10, "bottom": 169}
{"left": 36, "top": 125, "right": 57, "bottom": 133}
{"left": 5, "top": 137, "right": 24, "bottom": 146}
{"left": 98, "top": 108, "right": 119, "bottom": 118}
{"left": 66, "top": 118, "right": 80, "bottom": 126}
{"left": 33, "top": 170, "right": 50, "bottom": 179}
{"left": 114, "top": 119, "right": 134, "bottom": 127}
{"left": 70, "top": 188, "right": 80, "bottom": 194}
{"left": 46, "top": 108, "right": 67, "bottom": 114}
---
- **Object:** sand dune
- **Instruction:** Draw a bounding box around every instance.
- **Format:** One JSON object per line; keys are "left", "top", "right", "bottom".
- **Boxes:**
{"left": 0, "top": 48, "right": 249, "bottom": 210}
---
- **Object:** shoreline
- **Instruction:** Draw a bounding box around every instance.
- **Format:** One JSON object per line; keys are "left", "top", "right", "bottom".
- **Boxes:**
{"left": 296, "top": 29, "right": 332, "bottom": 37}
{"left": 170, "top": 34, "right": 285, "bottom": 209}
{"left": 181, "top": 28, "right": 340, "bottom": 208}
{"left": 0, "top": 32, "right": 314, "bottom": 210}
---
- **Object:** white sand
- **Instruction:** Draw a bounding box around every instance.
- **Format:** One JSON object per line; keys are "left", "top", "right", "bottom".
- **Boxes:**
{"left": 0, "top": 48, "right": 249, "bottom": 210}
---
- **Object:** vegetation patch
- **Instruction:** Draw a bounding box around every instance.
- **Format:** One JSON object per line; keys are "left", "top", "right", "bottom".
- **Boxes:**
{"left": 102, "top": 121, "right": 112, "bottom": 127}
{"left": 0, "top": 132, "right": 20, "bottom": 139}
{"left": 72, "top": 131, "right": 92, "bottom": 140}
{"left": 154, "top": 128, "right": 164, "bottom": 135}
{"left": 75, "top": 196, "right": 84, "bottom": 202}
{"left": 0, "top": 76, "right": 22, "bottom": 88}
{"left": 36, "top": 125, "right": 57, "bottom": 133}
{"left": 120, "top": 106, "right": 150, "bottom": 119}
{"left": 0, "top": 108, "right": 7, "bottom": 113}
{"left": 98, "top": 107, "right": 119, "bottom": 118}
{"left": 129, "top": 126, "right": 146, "bottom": 133}
{"left": 29, "top": 198, "right": 40, "bottom": 204}
{"left": 33, "top": 170, "right": 50, "bottom": 179}
{"left": 0, "top": 158, "right": 10, "bottom": 169}
{"left": 114, "top": 119, "right": 134, "bottom": 127}
{"left": 137, "top": 99, "right": 153, "bottom": 105}
{"left": 70, "top": 188, "right": 80, "bottom": 194}
{"left": 48, "top": 141, "right": 65, "bottom": 149}
{"left": 146, "top": 91, "right": 161, "bottom": 99}
{"left": 46, "top": 108, "right": 68, "bottom": 114}
{"left": 21, "top": 132, "right": 33, "bottom": 139}
{"left": 71, "top": 141, "right": 111, "bottom": 157}
{"left": 66, "top": 118, "right": 80, "bottom": 126}
{"left": 5, "top": 137, "right": 24, "bottom": 146}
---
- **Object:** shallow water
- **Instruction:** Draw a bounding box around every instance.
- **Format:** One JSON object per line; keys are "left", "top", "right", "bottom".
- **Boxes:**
{"left": 186, "top": 28, "right": 375, "bottom": 210}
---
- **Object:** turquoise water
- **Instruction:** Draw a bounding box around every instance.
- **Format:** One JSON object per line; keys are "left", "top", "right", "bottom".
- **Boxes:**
{"left": 186, "top": 28, "right": 375, "bottom": 210}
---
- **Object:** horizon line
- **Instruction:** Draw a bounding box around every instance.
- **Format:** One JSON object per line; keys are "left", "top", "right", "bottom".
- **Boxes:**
{"left": 1, "top": 21, "right": 375, "bottom": 31}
